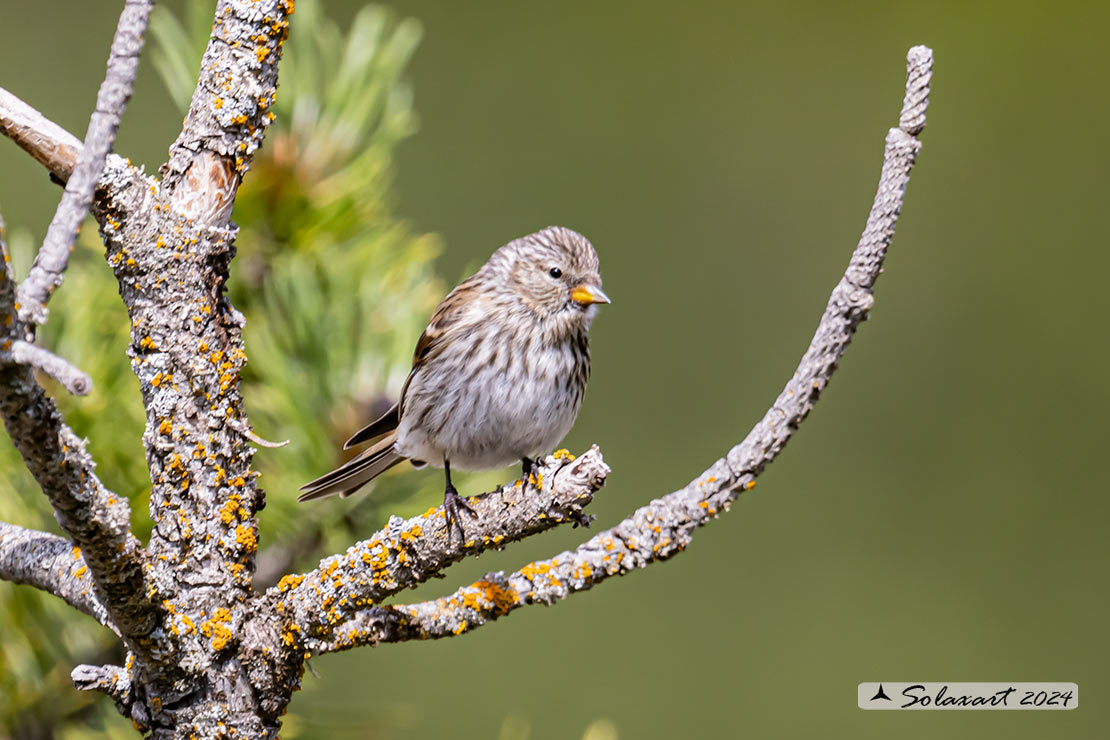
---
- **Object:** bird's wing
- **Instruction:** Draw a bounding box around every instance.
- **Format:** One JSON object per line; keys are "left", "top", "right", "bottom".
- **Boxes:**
{"left": 343, "top": 278, "right": 482, "bottom": 451}
{"left": 398, "top": 278, "right": 485, "bottom": 408}
{"left": 343, "top": 403, "right": 400, "bottom": 449}
{"left": 411, "top": 278, "right": 481, "bottom": 367}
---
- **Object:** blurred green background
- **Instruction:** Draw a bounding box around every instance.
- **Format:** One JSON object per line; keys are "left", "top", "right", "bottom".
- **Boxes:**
{"left": 1, "top": 1, "right": 1107, "bottom": 739}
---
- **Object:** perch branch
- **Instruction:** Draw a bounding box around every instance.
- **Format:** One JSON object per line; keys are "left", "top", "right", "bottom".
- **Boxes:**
{"left": 16, "top": 0, "right": 152, "bottom": 329}
{"left": 0, "top": 521, "right": 115, "bottom": 630}
{"left": 309, "top": 45, "right": 934, "bottom": 653}
{"left": 274, "top": 449, "right": 609, "bottom": 645}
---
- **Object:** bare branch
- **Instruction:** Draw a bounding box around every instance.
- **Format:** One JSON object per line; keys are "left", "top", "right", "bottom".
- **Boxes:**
{"left": 0, "top": 87, "right": 87, "bottom": 182}
{"left": 309, "top": 45, "right": 934, "bottom": 653}
{"left": 16, "top": 0, "right": 152, "bottom": 329}
{"left": 274, "top": 449, "right": 609, "bottom": 645}
{"left": 0, "top": 521, "right": 115, "bottom": 630}
{"left": 3, "top": 340, "right": 92, "bottom": 395}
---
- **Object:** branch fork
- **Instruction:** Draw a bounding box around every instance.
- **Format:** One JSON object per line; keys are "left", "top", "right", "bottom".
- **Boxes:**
{"left": 0, "top": 6, "right": 932, "bottom": 732}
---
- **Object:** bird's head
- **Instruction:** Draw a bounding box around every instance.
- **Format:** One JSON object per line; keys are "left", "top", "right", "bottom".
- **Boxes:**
{"left": 488, "top": 226, "right": 610, "bottom": 324}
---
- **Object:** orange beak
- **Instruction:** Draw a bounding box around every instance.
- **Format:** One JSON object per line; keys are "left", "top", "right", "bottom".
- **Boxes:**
{"left": 570, "top": 283, "right": 611, "bottom": 306}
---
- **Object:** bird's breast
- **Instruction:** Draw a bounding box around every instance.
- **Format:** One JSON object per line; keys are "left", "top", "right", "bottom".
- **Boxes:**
{"left": 394, "top": 322, "right": 589, "bottom": 471}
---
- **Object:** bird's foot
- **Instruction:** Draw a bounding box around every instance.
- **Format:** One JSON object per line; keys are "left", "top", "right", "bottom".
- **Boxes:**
{"left": 443, "top": 484, "right": 477, "bottom": 541}
{"left": 568, "top": 509, "right": 593, "bottom": 529}
{"left": 519, "top": 457, "right": 543, "bottom": 490}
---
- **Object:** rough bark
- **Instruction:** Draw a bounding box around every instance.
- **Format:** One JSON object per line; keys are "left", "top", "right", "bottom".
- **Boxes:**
{"left": 0, "top": 1, "right": 933, "bottom": 734}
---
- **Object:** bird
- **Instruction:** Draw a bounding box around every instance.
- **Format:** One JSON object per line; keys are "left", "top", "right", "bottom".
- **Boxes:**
{"left": 298, "top": 226, "right": 610, "bottom": 537}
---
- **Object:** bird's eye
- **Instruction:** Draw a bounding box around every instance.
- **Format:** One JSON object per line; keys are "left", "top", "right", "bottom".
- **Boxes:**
{"left": 548, "top": 267, "right": 562, "bottom": 279}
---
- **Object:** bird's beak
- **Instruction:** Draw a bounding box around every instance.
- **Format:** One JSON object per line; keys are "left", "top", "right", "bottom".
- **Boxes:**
{"left": 571, "top": 283, "right": 611, "bottom": 306}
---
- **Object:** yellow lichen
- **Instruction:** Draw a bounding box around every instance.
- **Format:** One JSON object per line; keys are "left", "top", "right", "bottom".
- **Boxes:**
{"left": 220, "top": 494, "right": 242, "bottom": 525}
{"left": 277, "top": 573, "right": 304, "bottom": 592}
{"left": 200, "top": 608, "right": 233, "bottom": 651}
{"left": 235, "top": 523, "right": 257, "bottom": 553}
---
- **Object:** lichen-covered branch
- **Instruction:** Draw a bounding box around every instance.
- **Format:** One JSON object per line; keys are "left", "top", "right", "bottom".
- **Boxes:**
{"left": 72, "top": 662, "right": 133, "bottom": 719}
{"left": 0, "top": 214, "right": 156, "bottom": 643}
{"left": 0, "top": 521, "right": 114, "bottom": 630}
{"left": 4, "top": 3, "right": 296, "bottom": 734}
{"left": 0, "top": 9, "right": 931, "bottom": 732}
{"left": 272, "top": 448, "right": 608, "bottom": 647}
{"left": 16, "top": 0, "right": 152, "bottom": 329}
{"left": 309, "top": 45, "right": 934, "bottom": 653}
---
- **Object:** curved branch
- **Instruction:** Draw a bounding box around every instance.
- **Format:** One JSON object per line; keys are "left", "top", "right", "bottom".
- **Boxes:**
{"left": 274, "top": 449, "right": 609, "bottom": 644}
{"left": 0, "top": 521, "right": 115, "bottom": 630}
{"left": 311, "top": 45, "right": 934, "bottom": 653}
{"left": 16, "top": 0, "right": 152, "bottom": 329}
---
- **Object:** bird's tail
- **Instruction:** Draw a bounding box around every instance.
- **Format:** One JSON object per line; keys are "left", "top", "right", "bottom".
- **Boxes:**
{"left": 298, "top": 432, "right": 405, "bottom": 502}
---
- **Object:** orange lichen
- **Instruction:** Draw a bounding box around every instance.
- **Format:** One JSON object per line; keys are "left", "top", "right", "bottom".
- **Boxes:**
{"left": 552, "top": 448, "right": 575, "bottom": 461}
{"left": 277, "top": 573, "right": 304, "bottom": 592}
{"left": 179, "top": 613, "right": 195, "bottom": 635}
{"left": 139, "top": 336, "right": 157, "bottom": 351}
{"left": 220, "top": 494, "right": 242, "bottom": 525}
{"left": 473, "top": 579, "right": 519, "bottom": 615}
{"left": 200, "top": 608, "right": 233, "bottom": 651}
{"left": 519, "top": 561, "right": 560, "bottom": 587}
{"left": 746, "top": 480, "right": 756, "bottom": 491}
{"left": 235, "top": 523, "right": 257, "bottom": 553}
{"left": 74, "top": 566, "right": 87, "bottom": 578}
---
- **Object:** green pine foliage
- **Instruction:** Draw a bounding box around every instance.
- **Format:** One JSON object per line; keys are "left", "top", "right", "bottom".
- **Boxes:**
{"left": 0, "top": 3, "right": 442, "bottom": 735}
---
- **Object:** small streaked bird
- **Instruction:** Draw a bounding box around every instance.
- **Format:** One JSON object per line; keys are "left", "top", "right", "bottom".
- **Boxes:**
{"left": 299, "top": 226, "right": 609, "bottom": 536}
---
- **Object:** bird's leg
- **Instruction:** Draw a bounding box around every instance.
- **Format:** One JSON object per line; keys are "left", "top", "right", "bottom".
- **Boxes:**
{"left": 442, "top": 459, "right": 476, "bottom": 540}
{"left": 521, "top": 456, "right": 537, "bottom": 483}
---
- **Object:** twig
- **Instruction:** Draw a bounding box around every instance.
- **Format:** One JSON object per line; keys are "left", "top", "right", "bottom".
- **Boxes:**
{"left": 226, "top": 417, "right": 290, "bottom": 448}
{"left": 71, "top": 662, "right": 132, "bottom": 716}
{"left": 4, "top": 340, "right": 92, "bottom": 395}
{"left": 16, "top": 0, "right": 153, "bottom": 330}
{"left": 308, "top": 45, "right": 934, "bottom": 653}
{"left": 0, "top": 87, "right": 86, "bottom": 182}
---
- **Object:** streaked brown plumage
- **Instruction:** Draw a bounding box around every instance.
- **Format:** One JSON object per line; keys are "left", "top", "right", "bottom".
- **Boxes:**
{"left": 299, "top": 226, "right": 609, "bottom": 535}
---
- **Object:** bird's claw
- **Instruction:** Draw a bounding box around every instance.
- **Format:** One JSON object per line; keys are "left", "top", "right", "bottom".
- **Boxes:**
{"left": 443, "top": 486, "right": 477, "bottom": 541}
{"left": 569, "top": 510, "right": 593, "bottom": 529}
